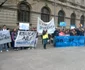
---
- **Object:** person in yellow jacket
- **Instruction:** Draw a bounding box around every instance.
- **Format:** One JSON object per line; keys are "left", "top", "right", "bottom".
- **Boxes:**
{"left": 42, "top": 30, "right": 48, "bottom": 49}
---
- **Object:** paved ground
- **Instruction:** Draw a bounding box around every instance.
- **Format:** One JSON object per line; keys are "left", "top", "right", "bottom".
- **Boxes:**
{"left": 1, "top": 39, "right": 85, "bottom": 70}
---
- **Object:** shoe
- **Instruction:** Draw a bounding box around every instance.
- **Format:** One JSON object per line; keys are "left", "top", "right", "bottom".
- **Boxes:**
{"left": 44, "top": 47, "right": 46, "bottom": 49}
{"left": 6, "top": 50, "right": 9, "bottom": 52}
{"left": 16, "top": 49, "right": 18, "bottom": 51}
{"left": 14, "top": 49, "right": 18, "bottom": 51}
{"left": 0, "top": 50, "right": 2, "bottom": 52}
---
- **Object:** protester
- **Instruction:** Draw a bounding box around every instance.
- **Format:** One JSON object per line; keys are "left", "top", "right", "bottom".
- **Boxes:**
{"left": 42, "top": 30, "right": 48, "bottom": 49}
{"left": 65, "top": 30, "right": 70, "bottom": 36}
{"left": 0, "top": 25, "right": 9, "bottom": 52}
{"left": 59, "top": 29, "right": 65, "bottom": 36}
{"left": 52, "top": 28, "right": 59, "bottom": 47}
{"left": 31, "top": 27, "right": 38, "bottom": 49}
{"left": 75, "top": 28, "right": 80, "bottom": 36}
{"left": 53, "top": 28, "right": 59, "bottom": 37}
{"left": 0, "top": 27, "right": 3, "bottom": 52}
{"left": 11, "top": 28, "right": 18, "bottom": 51}
{"left": 79, "top": 28, "right": 84, "bottom": 36}
{"left": 70, "top": 29, "right": 77, "bottom": 36}
{"left": 34, "top": 31, "right": 38, "bottom": 49}
{"left": 7, "top": 28, "right": 11, "bottom": 48}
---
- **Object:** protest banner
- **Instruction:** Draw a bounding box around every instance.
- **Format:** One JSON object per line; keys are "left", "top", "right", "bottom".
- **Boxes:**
{"left": 19, "top": 23, "right": 29, "bottom": 30}
{"left": 55, "top": 36, "right": 85, "bottom": 47}
{"left": 15, "top": 31, "right": 37, "bottom": 47}
{"left": 37, "top": 17, "right": 55, "bottom": 34}
{"left": 0, "top": 30, "right": 11, "bottom": 44}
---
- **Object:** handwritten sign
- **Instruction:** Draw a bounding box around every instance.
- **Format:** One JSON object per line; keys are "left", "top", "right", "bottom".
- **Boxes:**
{"left": 15, "top": 31, "right": 36, "bottom": 47}
{"left": 19, "top": 23, "right": 29, "bottom": 30}
{"left": 37, "top": 17, "right": 55, "bottom": 34}
{"left": 0, "top": 30, "right": 11, "bottom": 44}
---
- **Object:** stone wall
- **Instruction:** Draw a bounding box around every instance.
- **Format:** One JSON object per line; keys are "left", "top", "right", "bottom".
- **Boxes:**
{"left": 0, "top": 0, "right": 84, "bottom": 29}
{"left": 0, "top": 8, "right": 17, "bottom": 29}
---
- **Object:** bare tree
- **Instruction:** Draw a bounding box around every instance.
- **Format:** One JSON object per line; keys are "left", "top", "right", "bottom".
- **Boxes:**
{"left": 0, "top": 0, "right": 7, "bottom": 7}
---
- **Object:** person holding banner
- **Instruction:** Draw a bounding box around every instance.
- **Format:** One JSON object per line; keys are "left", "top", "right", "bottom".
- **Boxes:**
{"left": 11, "top": 28, "right": 18, "bottom": 51}
{"left": 42, "top": 30, "right": 48, "bottom": 49}
{"left": 0, "top": 44, "right": 3, "bottom": 52}
{"left": 1, "top": 25, "right": 9, "bottom": 52}
{"left": 0, "top": 28, "right": 3, "bottom": 52}
{"left": 0, "top": 28, "right": 2, "bottom": 52}
{"left": 34, "top": 32, "right": 38, "bottom": 49}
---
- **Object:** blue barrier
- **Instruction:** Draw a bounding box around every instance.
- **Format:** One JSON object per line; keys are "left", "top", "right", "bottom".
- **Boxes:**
{"left": 55, "top": 36, "right": 85, "bottom": 47}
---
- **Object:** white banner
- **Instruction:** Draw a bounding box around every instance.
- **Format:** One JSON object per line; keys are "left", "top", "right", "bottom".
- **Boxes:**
{"left": 0, "top": 30, "right": 11, "bottom": 44}
{"left": 15, "top": 31, "right": 36, "bottom": 47}
{"left": 37, "top": 17, "right": 55, "bottom": 34}
{"left": 19, "top": 23, "right": 29, "bottom": 30}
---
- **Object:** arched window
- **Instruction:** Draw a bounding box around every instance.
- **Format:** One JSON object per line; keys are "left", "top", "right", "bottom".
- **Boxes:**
{"left": 18, "top": 2, "right": 30, "bottom": 22}
{"left": 41, "top": 7, "right": 50, "bottom": 22}
{"left": 80, "top": 15, "right": 84, "bottom": 26}
{"left": 70, "top": 13, "right": 76, "bottom": 26}
{"left": 58, "top": 10, "right": 65, "bottom": 26}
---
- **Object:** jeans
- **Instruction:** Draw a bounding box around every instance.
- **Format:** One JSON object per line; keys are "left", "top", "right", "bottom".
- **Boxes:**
{"left": 43, "top": 39, "right": 47, "bottom": 49}
{"left": 0, "top": 43, "right": 8, "bottom": 51}
{"left": 4, "top": 43, "right": 8, "bottom": 50}
{"left": 34, "top": 38, "right": 38, "bottom": 48}
{"left": 0, "top": 44, "right": 3, "bottom": 51}
{"left": 12, "top": 41, "right": 18, "bottom": 50}
{"left": 11, "top": 41, "right": 14, "bottom": 48}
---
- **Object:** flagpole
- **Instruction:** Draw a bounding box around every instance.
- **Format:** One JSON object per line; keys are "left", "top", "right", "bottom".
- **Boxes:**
{"left": 54, "top": 0, "right": 56, "bottom": 26}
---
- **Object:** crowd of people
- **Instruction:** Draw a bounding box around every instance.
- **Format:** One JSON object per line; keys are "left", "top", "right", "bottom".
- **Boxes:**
{"left": 42, "top": 27, "right": 85, "bottom": 49}
{"left": 0, "top": 25, "right": 38, "bottom": 52}
{"left": 0, "top": 24, "right": 85, "bottom": 52}
{"left": 53, "top": 28, "right": 84, "bottom": 37}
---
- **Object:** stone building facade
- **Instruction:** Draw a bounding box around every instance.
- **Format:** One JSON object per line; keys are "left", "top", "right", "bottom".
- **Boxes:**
{"left": 0, "top": 0, "right": 85, "bottom": 29}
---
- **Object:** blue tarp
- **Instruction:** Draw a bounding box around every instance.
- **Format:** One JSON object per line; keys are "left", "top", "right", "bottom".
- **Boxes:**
{"left": 54, "top": 36, "right": 85, "bottom": 47}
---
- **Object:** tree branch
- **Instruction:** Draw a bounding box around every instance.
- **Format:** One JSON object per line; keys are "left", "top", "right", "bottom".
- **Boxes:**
{"left": 0, "top": 0, "right": 7, "bottom": 7}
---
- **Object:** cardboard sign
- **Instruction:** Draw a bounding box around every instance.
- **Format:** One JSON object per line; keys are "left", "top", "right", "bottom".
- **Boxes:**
{"left": 15, "top": 31, "right": 36, "bottom": 47}
{"left": 19, "top": 23, "right": 29, "bottom": 30}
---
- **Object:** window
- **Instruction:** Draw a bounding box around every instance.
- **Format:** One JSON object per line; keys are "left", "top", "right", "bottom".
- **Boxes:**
{"left": 18, "top": 2, "right": 30, "bottom": 22}
{"left": 41, "top": 7, "right": 50, "bottom": 22}
{"left": 58, "top": 10, "right": 65, "bottom": 26}
{"left": 70, "top": 13, "right": 76, "bottom": 26}
{"left": 80, "top": 15, "right": 84, "bottom": 26}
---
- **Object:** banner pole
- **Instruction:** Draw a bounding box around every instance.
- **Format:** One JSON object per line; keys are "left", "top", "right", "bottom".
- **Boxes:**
{"left": 54, "top": 0, "right": 56, "bottom": 26}
{"left": 84, "top": 23, "right": 85, "bottom": 45}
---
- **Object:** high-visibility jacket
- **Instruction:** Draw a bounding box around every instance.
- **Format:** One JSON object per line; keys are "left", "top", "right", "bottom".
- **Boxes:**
{"left": 42, "top": 33, "right": 48, "bottom": 39}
